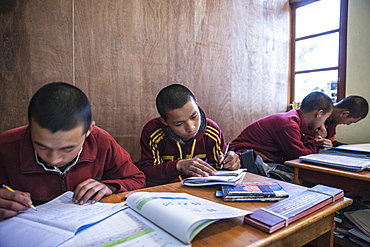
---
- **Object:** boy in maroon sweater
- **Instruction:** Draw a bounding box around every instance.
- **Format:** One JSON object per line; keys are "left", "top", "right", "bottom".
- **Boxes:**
{"left": 0, "top": 82, "right": 145, "bottom": 220}
{"left": 324, "top": 95, "right": 368, "bottom": 147}
{"left": 135, "top": 84, "right": 240, "bottom": 187}
{"left": 230, "top": 92, "right": 333, "bottom": 181}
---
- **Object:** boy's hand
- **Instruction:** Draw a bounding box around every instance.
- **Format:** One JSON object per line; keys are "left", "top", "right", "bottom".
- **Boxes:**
{"left": 73, "top": 178, "right": 116, "bottom": 205}
{"left": 316, "top": 137, "right": 333, "bottom": 149}
{"left": 315, "top": 124, "right": 328, "bottom": 139}
{"left": 0, "top": 189, "right": 33, "bottom": 220}
{"left": 176, "top": 158, "right": 217, "bottom": 177}
{"left": 218, "top": 151, "right": 241, "bottom": 170}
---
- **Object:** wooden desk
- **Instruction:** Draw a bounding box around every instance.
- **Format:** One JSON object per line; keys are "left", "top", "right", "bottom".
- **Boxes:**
{"left": 101, "top": 173, "right": 351, "bottom": 247}
{"left": 284, "top": 159, "right": 370, "bottom": 195}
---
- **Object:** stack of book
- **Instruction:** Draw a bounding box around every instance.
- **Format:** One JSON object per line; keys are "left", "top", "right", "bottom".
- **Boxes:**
{"left": 299, "top": 143, "right": 370, "bottom": 172}
{"left": 322, "top": 143, "right": 370, "bottom": 158}
{"left": 299, "top": 153, "right": 370, "bottom": 172}
{"left": 334, "top": 201, "right": 370, "bottom": 247}
{"left": 343, "top": 209, "right": 370, "bottom": 244}
{"left": 244, "top": 184, "right": 344, "bottom": 233}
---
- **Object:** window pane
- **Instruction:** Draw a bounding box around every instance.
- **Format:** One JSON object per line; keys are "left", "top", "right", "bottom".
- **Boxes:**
{"left": 295, "top": 32, "right": 339, "bottom": 71}
{"left": 296, "top": 0, "right": 341, "bottom": 38}
{"left": 294, "top": 70, "right": 338, "bottom": 103}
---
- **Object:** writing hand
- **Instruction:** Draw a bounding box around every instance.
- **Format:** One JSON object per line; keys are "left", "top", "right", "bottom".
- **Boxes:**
{"left": 218, "top": 151, "right": 241, "bottom": 170}
{"left": 0, "top": 189, "right": 33, "bottom": 220}
{"left": 176, "top": 158, "right": 217, "bottom": 177}
{"left": 73, "top": 178, "right": 116, "bottom": 205}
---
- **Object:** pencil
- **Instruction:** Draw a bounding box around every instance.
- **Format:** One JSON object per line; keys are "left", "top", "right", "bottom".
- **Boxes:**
{"left": 220, "top": 142, "right": 230, "bottom": 169}
{"left": 2, "top": 184, "right": 37, "bottom": 211}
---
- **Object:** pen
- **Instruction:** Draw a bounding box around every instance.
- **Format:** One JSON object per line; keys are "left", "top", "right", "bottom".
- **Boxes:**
{"left": 220, "top": 142, "right": 230, "bottom": 169}
{"left": 2, "top": 184, "right": 37, "bottom": 211}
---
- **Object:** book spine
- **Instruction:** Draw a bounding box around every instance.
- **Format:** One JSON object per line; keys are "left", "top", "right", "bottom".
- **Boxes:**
{"left": 224, "top": 197, "right": 283, "bottom": 202}
{"left": 227, "top": 192, "right": 276, "bottom": 197}
{"left": 244, "top": 216, "right": 283, "bottom": 233}
{"left": 243, "top": 185, "right": 343, "bottom": 233}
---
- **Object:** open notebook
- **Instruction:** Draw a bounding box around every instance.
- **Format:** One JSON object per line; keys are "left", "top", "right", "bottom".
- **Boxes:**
{"left": 61, "top": 192, "right": 250, "bottom": 246}
{"left": 0, "top": 191, "right": 126, "bottom": 247}
{"left": 181, "top": 169, "right": 247, "bottom": 186}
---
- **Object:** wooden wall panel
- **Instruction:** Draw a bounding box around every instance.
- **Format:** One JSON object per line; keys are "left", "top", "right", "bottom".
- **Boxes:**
{"left": 169, "top": 0, "right": 236, "bottom": 135}
{"left": 0, "top": 0, "right": 31, "bottom": 131}
{"left": 0, "top": 0, "right": 73, "bottom": 131}
{"left": 1, "top": 0, "right": 289, "bottom": 163}
{"left": 229, "top": 0, "right": 290, "bottom": 135}
{"left": 74, "top": 0, "right": 170, "bottom": 161}
{"left": 29, "top": 0, "right": 73, "bottom": 87}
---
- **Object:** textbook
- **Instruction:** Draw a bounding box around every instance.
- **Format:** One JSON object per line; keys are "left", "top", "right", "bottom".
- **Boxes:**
{"left": 244, "top": 184, "right": 344, "bottom": 233}
{"left": 182, "top": 169, "right": 247, "bottom": 186}
{"left": 321, "top": 143, "right": 370, "bottom": 158}
{"left": 61, "top": 192, "right": 251, "bottom": 246}
{"left": 299, "top": 153, "right": 370, "bottom": 172}
{"left": 0, "top": 191, "right": 127, "bottom": 247}
{"left": 220, "top": 182, "right": 289, "bottom": 202}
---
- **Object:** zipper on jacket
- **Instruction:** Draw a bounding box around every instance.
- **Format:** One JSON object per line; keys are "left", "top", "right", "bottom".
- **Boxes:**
{"left": 61, "top": 173, "right": 67, "bottom": 192}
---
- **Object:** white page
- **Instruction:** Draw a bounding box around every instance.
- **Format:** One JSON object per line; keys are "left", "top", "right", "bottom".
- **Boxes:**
{"left": 348, "top": 228, "right": 370, "bottom": 243}
{"left": 60, "top": 207, "right": 190, "bottom": 247}
{"left": 0, "top": 191, "right": 127, "bottom": 247}
{"left": 17, "top": 191, "right": 126, "bottom": 232}
{"left": 0, "top": 216, "right": 72, "bottom": 247}
{"left": 126, "top": 192, "right": 250, "bottom": 244}
{"left": 213, "top": 169, "right": 246, "bottom": 176}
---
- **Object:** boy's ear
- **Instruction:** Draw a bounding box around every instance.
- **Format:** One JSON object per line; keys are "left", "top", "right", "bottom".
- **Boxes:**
{"left": 339, "top": 110, "right": 350, "bottom": 118}
{"left": 315, "top": 109, "right": 324, "bottom": 118}
{"left": 85, "top": 121, "right": 95, "bottom": 138}
{"left": 159, "top": 117, "right": 168, "bottom": 126}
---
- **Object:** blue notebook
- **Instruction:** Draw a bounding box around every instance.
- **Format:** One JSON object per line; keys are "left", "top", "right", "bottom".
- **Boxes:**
{"left": 220, "top": 182, "right": 289, "bottom": 202}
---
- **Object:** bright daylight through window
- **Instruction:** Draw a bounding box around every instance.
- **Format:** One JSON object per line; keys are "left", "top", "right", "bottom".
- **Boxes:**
{"left": 291, "top": 0, "right": 347, "bottom": 104}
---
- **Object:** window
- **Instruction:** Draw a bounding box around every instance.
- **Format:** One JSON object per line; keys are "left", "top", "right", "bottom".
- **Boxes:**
{"left": 290, "top": 0, "right": 348, "bottom": 103}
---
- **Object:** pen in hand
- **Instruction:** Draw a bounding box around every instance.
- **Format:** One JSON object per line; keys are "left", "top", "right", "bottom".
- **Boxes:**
{"left": 2, "top": 184, "right": 37, "bottom": 211}
{"left": 220, "top": 142, "right": 230, "bottom": 169}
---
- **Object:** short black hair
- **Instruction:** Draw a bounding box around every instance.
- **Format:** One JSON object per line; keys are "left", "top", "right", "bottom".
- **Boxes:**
{"left": 28, "top": 82, "right": 92, "bottom": 133}
{"left": 156, "top": 84, "right": 196, "bottom": 119}
{"left": 336, "top": 95, "right": 368, "bottom": 118}
{"left": 300, "top": 92, "right": 333, "bottom": 114}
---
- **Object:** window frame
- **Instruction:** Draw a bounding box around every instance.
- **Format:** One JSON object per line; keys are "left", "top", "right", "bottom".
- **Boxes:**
{"left": 289, "top": 0, "right": 348, "bottom": 103}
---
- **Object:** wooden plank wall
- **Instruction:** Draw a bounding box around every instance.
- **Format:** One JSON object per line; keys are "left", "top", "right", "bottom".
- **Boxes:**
{"left": 0, "top": 0, "right": 289, "bottom": 162}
